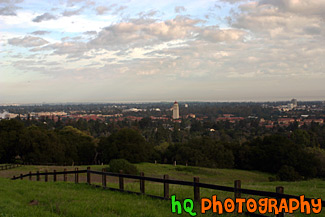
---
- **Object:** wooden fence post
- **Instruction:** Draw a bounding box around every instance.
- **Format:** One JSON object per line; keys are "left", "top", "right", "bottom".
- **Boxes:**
{"left": 20, "top": 174, "right": 23, "bottom": 180}
{"left": 234, "top": 180, "right": 241, "bottom": 199}
{"left": 29, "top": 171, "right": 32, "bottom": 181}
{"left": 276, "top": 186, "right": 284, "bottom": 217}
{"left": 37, "top": 171, "right": 40, "bottom": 181}
{"left": 5, "top": 165, "right": 7, "bottom": 170}
{"left": 194, "top": 177, "right": 200, "bottom": 202}
{"left": 140, "top": 172, "right": 145, "bottom": 194}
{"left": 53, "top": 170, "right": 57, "bottom": 182}
{"left": 44, "top": 170, "right": 48, "bottom": 182}
{"left": 64, "top": 168, "right": 67, "bottom": 182}
{"left": 87, "top": 167, "right": 91, "bottom": 185}
{"left": 13, "top": 175, "right": 15, "bottom": 179}
{"left": 75, "top": 168, "right": 79, "bottom": 184}
{"left": 119, "top": 170, "right": 124, "bottom": 190}
{"left": 234, "top": 180, "right": 241, "bottom": 212}
{"left": 164, "top": 174, "right": 169, "bottom": 199}
{"left": 102, "top": 168, "right": 106, "bottom": 187}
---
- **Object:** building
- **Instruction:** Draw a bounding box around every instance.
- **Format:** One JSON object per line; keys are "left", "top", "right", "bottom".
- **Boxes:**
{"left": 291, "top": 98, "right": 298, "bottom": 107}
{"left": 172, "top": 101, "right": 179, "bottom": 119}
{"left": 287, "top": 103, "right": 294, "bottom": 110}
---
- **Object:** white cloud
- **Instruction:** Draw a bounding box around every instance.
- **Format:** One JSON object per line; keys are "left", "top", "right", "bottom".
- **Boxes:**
{"left": 1, "top": 0, "right": 325, "bottom": 102}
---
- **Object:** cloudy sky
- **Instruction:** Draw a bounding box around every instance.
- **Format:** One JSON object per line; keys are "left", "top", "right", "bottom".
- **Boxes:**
{"left": 0, "top": 0, "right": 324, "bottom": 103}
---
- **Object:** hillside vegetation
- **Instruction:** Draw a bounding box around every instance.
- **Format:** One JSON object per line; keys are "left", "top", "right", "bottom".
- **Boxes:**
{"left": 0, "top": 163, "right": 324, "bottom": 217}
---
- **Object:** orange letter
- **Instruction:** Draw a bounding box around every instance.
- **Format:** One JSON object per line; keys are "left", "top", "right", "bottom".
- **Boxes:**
{"left": 278, "top": 199, "right": 289, "bottom": 213}
{"left": 201, "top": 198, "right": 212, "bottom": 214}
{"left": 224, "top": 198, "right": 235, "bottom": 213}
{"left": 246, "top": 198, "right": 257, "bottom": 213}
{"left": 300, "top": 195, "right": 311, "bottom": 214}
{"left": 212, "top": 195, "right": 223, "bottom": 214}
{"left": 236, "top": 198, "right": 245, "bottom": 213}
{"left": 311, "top": 199, "right": 322, "bottom": 214}
{"left": 268, "top": 198, "right": 279, "bottom": 215}
{"left": 258, "top": 198, "right": 268, "bottom": 214}
{"left": 288, "top": 198, "right": 299, "bottom": 213}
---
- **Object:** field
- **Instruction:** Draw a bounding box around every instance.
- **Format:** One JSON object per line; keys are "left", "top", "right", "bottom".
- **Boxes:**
{"left": 0, "top": 163, "right": 324, "bottom": 217}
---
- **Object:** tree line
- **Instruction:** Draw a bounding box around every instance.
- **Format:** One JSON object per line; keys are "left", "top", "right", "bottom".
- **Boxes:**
{"left": 0, "top": 119, "right": 324, "bottom": 181}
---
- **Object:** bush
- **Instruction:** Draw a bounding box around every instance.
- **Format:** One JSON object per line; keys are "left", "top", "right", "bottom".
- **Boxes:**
{"left": 276, "top": 165, "right": 301, "bottom": 181}
{"left": 108, "top": 159, "right": 138, "bottom": 175}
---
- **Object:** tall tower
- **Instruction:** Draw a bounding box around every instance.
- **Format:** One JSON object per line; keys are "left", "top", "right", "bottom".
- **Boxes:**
{"left": 172, "top": 101, "right": 179, "bottom": 119}
{"left": 291, "top": 98, "right": 298, "bottom": 108}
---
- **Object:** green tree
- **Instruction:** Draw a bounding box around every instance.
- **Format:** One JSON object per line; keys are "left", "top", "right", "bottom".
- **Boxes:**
{"left": 58, "top": 126, "right": 96, "bottom": 164}
{"left": 99, "top": 128, "right": 152, "bottom": 163}
{"left": 0, "top": 119, "right": 24, "bottom": 163}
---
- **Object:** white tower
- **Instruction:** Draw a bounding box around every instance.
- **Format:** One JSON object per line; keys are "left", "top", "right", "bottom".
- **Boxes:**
{"left": 172, "top": 101, "right": 179, "bottom": 119}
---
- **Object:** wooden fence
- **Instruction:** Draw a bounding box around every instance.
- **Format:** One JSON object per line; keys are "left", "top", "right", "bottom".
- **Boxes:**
{"left": 0, "top": 164, "right": 21, "bottom": 171}
{"left": 12, "top": 167, "right": 325, "bottom": 217}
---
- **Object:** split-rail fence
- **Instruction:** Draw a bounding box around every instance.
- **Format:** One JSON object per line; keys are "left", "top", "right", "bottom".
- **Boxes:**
{"left": 11, "top": 167, "right": 325, "bottom": 217}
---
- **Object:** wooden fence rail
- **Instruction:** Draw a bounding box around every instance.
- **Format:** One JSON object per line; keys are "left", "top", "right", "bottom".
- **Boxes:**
{"left": 11, "top": 168, "right": 325, "bottom": 217}
{"left": 0, "top": 164, "right": 21, "bottom": 171}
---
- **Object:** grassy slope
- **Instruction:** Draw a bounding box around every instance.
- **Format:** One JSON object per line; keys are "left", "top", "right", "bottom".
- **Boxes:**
{"left": 0, "top": 178, "right": 237, "bottom": 217}
{"left": 0, "top": 163, "right": 324, "bottom": 217}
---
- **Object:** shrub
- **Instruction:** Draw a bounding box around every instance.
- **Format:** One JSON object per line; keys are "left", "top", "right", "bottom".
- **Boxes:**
{"left": 276, "top": 165, "right": 301, "bottom": 181}
{"left": 108, "top": 159, "right": 138, "bottom": 175}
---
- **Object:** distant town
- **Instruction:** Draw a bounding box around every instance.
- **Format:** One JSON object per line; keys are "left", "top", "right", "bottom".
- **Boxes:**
{"left": 1, "top": 99, "right": 325, "bottom": 182}
{"left": 1, "top": 99, "right": 325, "bottom": 129}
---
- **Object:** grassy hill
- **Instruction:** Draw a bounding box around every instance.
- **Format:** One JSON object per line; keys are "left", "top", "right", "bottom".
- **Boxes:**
{"left": 0, "top": 163, "right": 324, "bottom": 217}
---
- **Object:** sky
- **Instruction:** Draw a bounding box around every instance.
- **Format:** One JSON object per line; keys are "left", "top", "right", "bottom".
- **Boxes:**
{"left": 0, "top": 0, "right": 324, "bottom": 104}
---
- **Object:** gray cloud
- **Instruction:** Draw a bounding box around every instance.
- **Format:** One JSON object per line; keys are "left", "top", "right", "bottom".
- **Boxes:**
{"left": 62, "top": 7, "right": 84, "bottom": 16}
{"left": 0, "top": 5, "right": 19, "bottom": 16}
{"left": 113, "top": 5, "right": 127, "bottom": 14}
{"left": 32, "top": 13, "right": 57, "bottom": 22}
{"left": 199, "top": 27, "right": 245, "bottom": 42}
{"left": 83, "top": 31, "right": 97, "bottom": 35}
{"left": 137, "top": 10, "right": 158, "bottom": 18}
{"left": 231, "top": 1, "right": 325, "bottom": 40}
{"left": 95, "top": 5, "right": 115, "bottom": 15}
{"left": 303, "top": 26, "right": 322, "bottom": 35}
{"left": 219, "top": 0, "right": 250, "bottom": 4}
{"left": 8, "top": 36, "right": 49, "bottom": 47}
{"left": 90, "top": 17, "right": 198, "bottom": 49}
{"left": 30, "top": 30, "right": 51, "bottom": 35}
{"left": 0, "top": 0, "right": 23, "bottom": 3}
{"left": 89, "top": 16, "right": 244, "bottom": 51}
{"left": 34, "top": 41, "right": 88, "bottom": 58}
{"left": 259, "top": 0, "right": 325, "bottom": 17}
{"left": 66, "top": 0, "right": 84, "bottom": 7}
{"left": 175, "top": 6, "right": 186, "bottom": 13}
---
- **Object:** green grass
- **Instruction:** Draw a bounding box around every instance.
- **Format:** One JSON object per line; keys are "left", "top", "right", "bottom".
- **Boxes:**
{"left": 0, "top": 177, "right": 239, "bottom": 217}
{"left": 0, "top": 163, "right": 324, "bottom": 217}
